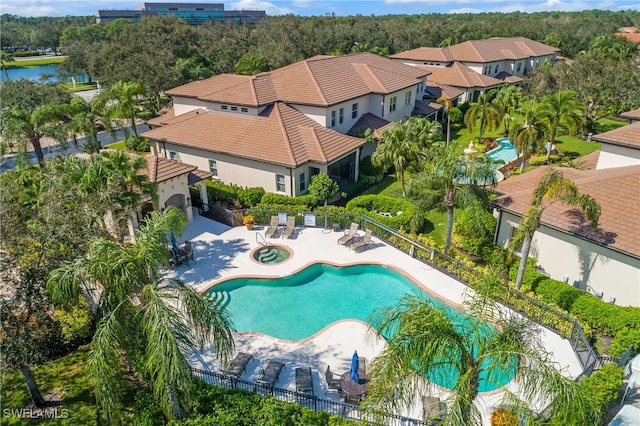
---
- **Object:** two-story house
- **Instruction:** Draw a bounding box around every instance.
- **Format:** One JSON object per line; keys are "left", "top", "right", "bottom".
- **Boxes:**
{"left": 141, "top": 52, "right": 431, "bottom": 196}
{"left": 390, "top": 37, "right": 558, "bottom": 103}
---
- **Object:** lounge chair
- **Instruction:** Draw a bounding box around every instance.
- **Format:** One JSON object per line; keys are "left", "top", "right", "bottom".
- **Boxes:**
{"left": 350, "top": 229, "right": 373, "bottom": 252}
{"left": 222, "top": 352, "right": 252, "bottom": 378}
{"left": 257, "top": 360, "right": 285, "bottom": 386}
{"left": 338, "top": 222, "right": 359, "bottom": 245}
{"left": 282, "top": 216, "right": 296, "bottom": 239}
{"left": 295, "top": 367, "right": 314, "bottom": 395}
{"left": 324, "top": 365, "right": 342, "bottom": 394}
{"left": 265, "top": 215, "right": 279, "bottom": 238}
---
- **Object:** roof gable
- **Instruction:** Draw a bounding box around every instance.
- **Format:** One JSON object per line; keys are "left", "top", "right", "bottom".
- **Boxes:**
{"left": 418, "top": 62, "right": 503, "bottom": 89}
{"left": 592, "top": 121, "right": 640, "bottom": 149}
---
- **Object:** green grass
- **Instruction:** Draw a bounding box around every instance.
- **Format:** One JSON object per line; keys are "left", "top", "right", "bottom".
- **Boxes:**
{"left": 0, "top": 347, "right": 100, "bottom": 425}
{"left": 61, "top": 82, "right": 98, "bottom": 93}
{"left": 103, "top": 141, "right": 126, "bottom": 150}
{"left": 4, "top": 57, "right": 65, "bottom": 68}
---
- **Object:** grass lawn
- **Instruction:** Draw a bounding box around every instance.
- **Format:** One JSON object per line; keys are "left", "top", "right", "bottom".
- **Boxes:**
{"left": 61, "top": 82, "right": 98, "bottom": 93}
{"left": 4, "top": 57, "right": 66, "bottom": 68}
{"left": 0, "top": 347, "right": 102, "bottom": 425}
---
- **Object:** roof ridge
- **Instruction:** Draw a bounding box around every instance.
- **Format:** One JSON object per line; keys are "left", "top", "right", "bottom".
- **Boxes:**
{"left": 353, "top": 63, "right": 385, "bottom": 92}
{"left": 305, "top": 126, "right": 329, "bottom": 163}
{"left": 273, "top": 103, "right": 298, "bottom": 165}
{"left": 303, "top": 59, "right": 328, "bottom": 105}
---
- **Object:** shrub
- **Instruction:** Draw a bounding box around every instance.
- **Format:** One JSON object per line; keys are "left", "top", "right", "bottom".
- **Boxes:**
{"left": 580, "top": 364, "right": 623, "bottom": 417}
{"left": 55, "top": 300, "right": 94, "bottom": 347}
{"left": 260, "top": 192, "right": 315, "bottom": 207}
{"left": 359, "top": 155, "right": 384, "bottom": 176}
{"left": 535, "top": 278, "right": 583, "bottom": 311}
{"left": 449, "top": 107, "right": 463, "bottom": 129}
{"left": 346, "top": 195, "right": 417, "bottom": 232}
{"left": 529, "top": 156, "right": 547, "bottom": 166}
{"left": 452, "top": 207, "right": 497, "bottom": 256}
{"left": 238, "top": 187, "right": 265, "bottom": 208}
{"left": 610, "top": 327, "right": 640, "bottom": 357}
{"left": 490, "top": 407, "right": 518, "bottom": 426}
{"left": 133, "top": 388, "right": 166, "bottom": 426}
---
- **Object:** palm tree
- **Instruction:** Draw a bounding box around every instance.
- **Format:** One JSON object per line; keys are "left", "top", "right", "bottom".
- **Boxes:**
{"left": 463, "top": 89, "right": 501, "bottom": 143}
{"left": 64, "top": 97, "right": 104, "bottom": 154}
{"left": 510, "top": 168, "right": 601, "bottom": 289}
{"left": 372, "top": 122, "right": 420, "bottom": 198}
{"left": 405, "top": 116, "right": 443, "bottom": 157}
{"left": 514, "top": 109, "right": 550, "bottom": 173}
{"left": 0, "top": 49, "right": 13, "bottom": 80}
{"left": 234, "top": 55, "right": 270, "bottom": 75}
{"left": 364, "top": 293, "right": 600, "bottom": 425}
{"left": 409, "top": 143, "right": 496, "bottom": 252}
{"left": 436, "top": 94, "right": 453, "bottom": 147}
{"left": 47, "top": 206, "right": 235, "bottom": 420}
{"left": 493, "top": 85, "right": 524, "bottom": 137}
{"left": 538, "top": 90, "right": 584, "bottom": 157}
{"left": 94, "top": 80, "right": 145, "bottom": 139}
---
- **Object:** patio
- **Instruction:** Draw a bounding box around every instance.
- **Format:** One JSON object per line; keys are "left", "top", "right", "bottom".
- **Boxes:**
{"left": 167, "top": 212, "right": 584, "bottom": 424}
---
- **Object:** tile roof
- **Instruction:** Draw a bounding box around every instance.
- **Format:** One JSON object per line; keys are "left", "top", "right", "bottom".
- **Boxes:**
{"left": 495, "top": 71, "right": 523, "bottom": 84}
{"left": 619, "top": 109, "right": 640, "bottom": 121}
{"left": 424, "top": 82, "right": 466, "bottom": 101}
{"left": 591, "top": 121, "right": 640, "bottom": 149}
{"left": 347, "top": 112, "right": 391, "bottom": 137}
{"left": 165, "top": 74, "right": 278, "bottom": 107}
{"left": 146, "top": 107, "right": 206, "bottom": 127}
{"left": 390, "top": 37, "right": 558, "bottom": 64}
{"left": 492, "top": 165, "right": 640, "bottom": 258}
{"left": 575, "top": 150, "right": 600, "bottom": 170}
{"left": 144, "top": 154, "right": 198, "bottom": 183}
{"left": 140, "top": 102, "right": 365, "bottom": 167}
{"left": 413, "top": 100, "right": 442, "bottom": 116}
{"left": 615, "top": 32, "right": 640, "bottom": 48}
{"left": 445, "top": 37, "right": 559, "bottom": 62}
{"left": 418, "top": 63, "right": 504, "bottom": 89}
{"left": 263, "top": 52, "right": 429, "bottom": 106}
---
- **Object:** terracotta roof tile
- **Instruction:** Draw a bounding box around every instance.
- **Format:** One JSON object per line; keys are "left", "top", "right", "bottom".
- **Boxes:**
{"left": 389, "top": 47, "right": 454, "bottom": 62}
{"left": 413, "top": 100, "right": 442, "bottom": 116}
{"left": 446, "top": 37, "right": 559, "bottom": 62}
{"left": 347, "top": 113, "right": 391, "bottom": 137}
{"left": 418, "top": 63, "right": 503, "bottom": 89}
{"left": 620, "top": 109, "right": 640, "bottom": 121}
{"left": 140, "top": 102, "right": 364, "bottom": 167}
{"left": 591, "top": 121, "right": 640, "bottom": 149}
{"left": 425, "top": 82, "right": 465, "bottom": 100}
{"left": 495, "top": 71, "right": 523, "bottom": 84}
{"left": 492, "top": 165, "right": 640, "bottom": 258}
{"left": 147, "top": 107, "right": 206, "bottom": 127}
{"left": 144, "top": 154, "right": 198, "bottom": 183}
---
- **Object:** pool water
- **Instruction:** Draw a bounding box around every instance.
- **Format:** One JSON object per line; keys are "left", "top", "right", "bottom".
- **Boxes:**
{"left": 252, "top": 245, "right": 291, "bottom": 264}
{"left": 207, "top": 263, "right": 515, "bottom": 391}
{"left": 486, "top": 138, "right": 518, "bottom": 164}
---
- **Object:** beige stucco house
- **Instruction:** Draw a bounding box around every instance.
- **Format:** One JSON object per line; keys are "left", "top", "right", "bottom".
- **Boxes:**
{"left": 491, "top": 110, "right": 640, "bottom": 307}
{"left": 141, "top": 52, "right": 432, "bottom": 196}
{"left": 390, "top": 37, "right": 558, "bottom": 103}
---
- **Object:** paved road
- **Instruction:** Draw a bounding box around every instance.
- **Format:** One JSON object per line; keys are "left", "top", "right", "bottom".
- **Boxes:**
{"left": 0, "top": 122, "right": 151, "bottom": 172}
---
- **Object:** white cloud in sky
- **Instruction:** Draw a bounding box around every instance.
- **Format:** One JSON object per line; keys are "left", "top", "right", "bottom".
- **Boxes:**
{"left": 229, "top": 0, "right": 293, "bottom": 15}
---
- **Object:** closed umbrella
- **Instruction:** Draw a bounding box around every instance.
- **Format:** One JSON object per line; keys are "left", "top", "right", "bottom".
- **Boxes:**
{"left": 170, "top": 232, "right": 179, "bottom": 253}
{"left": 350, "top": 351, "right": 359, "bottom": 381}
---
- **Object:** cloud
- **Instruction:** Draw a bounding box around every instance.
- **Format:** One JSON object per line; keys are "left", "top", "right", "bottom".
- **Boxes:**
{"left": 229, "top": 0, "right": 293, "bottom": 15}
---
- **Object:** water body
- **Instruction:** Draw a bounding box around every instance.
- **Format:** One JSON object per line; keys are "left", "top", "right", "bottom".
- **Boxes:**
{"left": 1, "top": 63, "right": 88, "bottom": 83}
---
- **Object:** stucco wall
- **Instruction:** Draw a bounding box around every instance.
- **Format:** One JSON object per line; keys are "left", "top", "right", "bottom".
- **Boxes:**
{"left": 495, "top": 211, "right": 640, "bottom": 307}
{"left": 157, "top": 175, "right": 193, "bottom": 221}
{"left": 596, "top": 144, "right": 640, "bottom": 169}
{"left": 172, "top": 96, "right": 211, "bottom": 115}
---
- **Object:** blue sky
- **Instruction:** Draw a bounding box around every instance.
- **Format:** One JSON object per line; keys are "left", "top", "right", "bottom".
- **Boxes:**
{"left": 1, "top": 0, "right": 638, "bottom": 17}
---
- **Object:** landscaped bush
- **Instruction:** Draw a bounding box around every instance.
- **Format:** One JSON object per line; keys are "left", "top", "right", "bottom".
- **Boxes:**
{"left": 54, "top": 299, "right": 94, "bottom": 347}
{"left": 206, "top": 181, "right": 267, "bottom": 208}
{"left": 238, "top": 187, "right": 265, "bottom": 207}
{"left": 359, "top": 155, "right": 384, "bottom": 176}
{"left": 259, "top": 192, "right": 315, "bottom": 207}
{"left": 480, "top": 245, "right": 509, "bottom": 271}
{"left": 449, "top": 107, "right": 463, "bottom": 129}
{"left": 346, "top": 195, "right": 417, "bottom": 232}
{"left": 529, "top": 155, "right": 560, "bottom": 166}
{"left": 452, "top": 207, "right": 497, "bottom": 256}
{"left": 579, "top": 364, "right": 623, "bottom": 418}
{"left": 134, "top": 388, "right": 166, "bottom": 426}
{"left": 609, "top": 327, "right": 640, "bottom": 357}
{"left": 124, "top": 135, "right": 150, "bottom": 152}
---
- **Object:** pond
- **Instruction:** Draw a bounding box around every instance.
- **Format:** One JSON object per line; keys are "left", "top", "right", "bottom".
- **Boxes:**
{"left": 1, "top": 63, "right": 89, "bottom": 84}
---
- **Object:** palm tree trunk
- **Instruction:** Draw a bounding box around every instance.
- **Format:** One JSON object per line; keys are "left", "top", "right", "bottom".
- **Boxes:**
{"left": 20, "top": 365, "right": 47, "bottom": 408}
{"left": 445, "top": 204, "right": 454, "bottom": 252}
{"left": 515, "top": 235, "right": 533, "bottom": 289}
{"left": 400, "top": 170, "right": 406, "bottom": 198}
{"left": 446, "top": 115, "right": 451, "bottom": 147}
{"left": 30, "top": 133, "right": 46, "bottom": 168}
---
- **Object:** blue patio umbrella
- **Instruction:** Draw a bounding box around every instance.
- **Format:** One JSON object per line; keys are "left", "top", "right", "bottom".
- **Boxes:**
{"left": 350, "top": 351, "right": 359, "bottom": 381}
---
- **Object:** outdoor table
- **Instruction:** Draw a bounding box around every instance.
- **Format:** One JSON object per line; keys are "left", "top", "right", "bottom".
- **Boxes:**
{"left": 340, "top": 371, "right": 369, "bottom": 400}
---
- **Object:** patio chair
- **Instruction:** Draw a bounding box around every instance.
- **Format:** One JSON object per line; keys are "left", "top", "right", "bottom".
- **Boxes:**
{"left": 337, "top": 222, "right": 359, "bottom": 245}
{"left": 324, "top": 365, "right": 342, "bottom": 394}
{"left": 282, "top": 216, "right": 296, "bottom": 239}
{"left": 350, "top": 229, "right": 373, "bottom": 252}
{"left": 257, "top": 360, "right": 285, "bottom": 386}
{"left": 295, "top": 367, "right": 314, "bottom": 395}
{"left": 222, "top": 352, "right": 253, "bottom": 378}
{"left": 344, "top": 393, "right": 362, "bottom": 405}
{"left": 265, "top": 215, "right": 279, "bottom": 239}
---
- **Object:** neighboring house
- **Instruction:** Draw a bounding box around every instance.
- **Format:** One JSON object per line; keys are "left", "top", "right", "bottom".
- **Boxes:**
{"left": 390, "top": 37, "right": 558, "bottom": 102}
{"left": 615, "top": 27, "right": 640, "bottom": 50}
{"left": 491, "top": 112, "right": 640, "bottom": 307}
{"left": 142, "top": 52, "right": 431, "bottom": 195}
{"left": 97, "top": 2, "right": 265, "bottom": 25}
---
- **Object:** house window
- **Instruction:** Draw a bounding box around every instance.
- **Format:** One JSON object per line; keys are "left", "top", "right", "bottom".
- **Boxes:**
{"left": 405, "top": 91, "right": 412, "bottom": 105}
{"left": 169, "top": 151, "right": 178, "bottom": 160}
{"left": 351, "top": 103, "right": 358, "bottom": 119}
{"left": 331, "top": 110, "right": 336, "bottom": 127}
{"left": 516, "top": 62, "right": 522, "bottom": 72}
{"left": 299, "top": 172, "right": 306, "bottom": 192}
{"left": 241, "top": 107, "right": 248, "bottom": 112}
{"left": 494, "top": 64, "right": 499, "bottom": 73}
{"left": 231, "top": 106, "right": 238, "bottom": 111}
{"left": 208, "top": 160, "right": 218, "bottom": 176}
{"left": 221, "top": 105, "right": 228, "bottom": 110}
{"left": 389, "top": 96, "right": 397, "bottom": 112}
{"left": 276, "top": 174, "right": 285, "bottom": 192}
{"left": 339, "top": 107, "right": 344, "bottom": 124}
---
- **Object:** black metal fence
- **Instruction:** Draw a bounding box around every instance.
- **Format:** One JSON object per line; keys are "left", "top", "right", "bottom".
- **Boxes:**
{"left": 190, "top": 368, "right": 432, "bottom": 426}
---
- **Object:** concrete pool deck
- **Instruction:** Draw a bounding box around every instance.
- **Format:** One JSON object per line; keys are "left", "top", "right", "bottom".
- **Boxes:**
{"left": 168, "top": 213, "right": 584, "bottom": 424}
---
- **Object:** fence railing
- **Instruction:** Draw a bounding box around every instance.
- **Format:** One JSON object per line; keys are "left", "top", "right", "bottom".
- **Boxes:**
{"left": 199, "top": 208, "right": 613, "bottom": 377}
{"left": 190, "top": 367, "right": 432, "bottom": 426}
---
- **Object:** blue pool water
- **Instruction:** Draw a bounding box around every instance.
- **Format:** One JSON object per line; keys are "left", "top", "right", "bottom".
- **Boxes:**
{"left": 486, "top": 138, "right": 518, "bottom": 164}
{"left": 207, "top": 263, "right": 515, "bottom": 391}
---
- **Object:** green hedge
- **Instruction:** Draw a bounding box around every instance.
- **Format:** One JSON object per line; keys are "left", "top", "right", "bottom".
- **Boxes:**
{"left": 260, "top": 192, "right": 316, "bottom": 207}
{"left": 580, "top": 364, "right": 623, "bottom": 419}
{"left": 452, "top": 207, "right": 497, "bottom": 256}
{"left": 529, "top": 155, "right": 560, "bottom": 166}
{"left": 345, "top": 195, "right": 417, "bottom": 232}
{"left": 359, "top": 155, "right": 384, "bottom": 176}
{"left": 205, "top": 181, "right": 265, "bottom": 208}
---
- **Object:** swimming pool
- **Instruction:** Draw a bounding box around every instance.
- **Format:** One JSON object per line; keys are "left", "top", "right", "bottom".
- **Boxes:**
{"left": 486, "top": 137, "right": 519, "bottom": 164}
{"left": 206, "top": 263, "right": 515, "bottom": 391}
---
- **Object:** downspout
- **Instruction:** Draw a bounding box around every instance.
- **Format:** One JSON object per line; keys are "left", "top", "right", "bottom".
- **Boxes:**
{"left": 289, "top": 167, "right": 294, "bottom": 196}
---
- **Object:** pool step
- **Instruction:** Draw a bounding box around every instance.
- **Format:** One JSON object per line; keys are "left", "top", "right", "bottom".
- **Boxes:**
{"left": 259, "top": 249, "right": 279, "bottom": 263}
{"left": 208, "top": 290, "right": 230, "bottom": 308}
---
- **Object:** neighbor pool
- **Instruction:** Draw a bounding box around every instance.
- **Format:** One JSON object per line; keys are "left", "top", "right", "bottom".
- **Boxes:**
{"left": 207, "top": 263, "right": 515, "bottom": 392}
{"left": 486, "top": 137, "right": 519, "bottom": 164}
